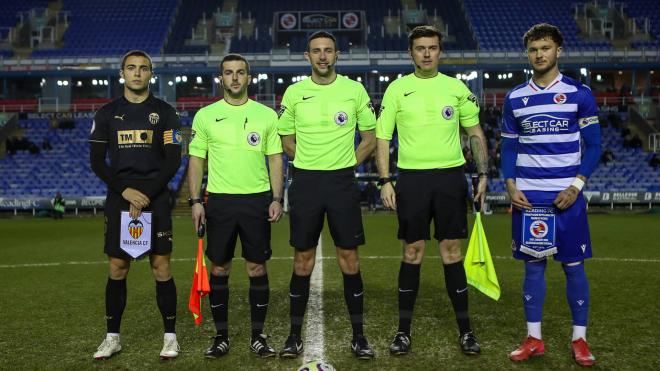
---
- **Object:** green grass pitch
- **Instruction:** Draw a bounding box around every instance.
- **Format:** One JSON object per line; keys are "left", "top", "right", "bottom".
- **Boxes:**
{"left": 0, "top": 213, "right": 658, "bottom": 370}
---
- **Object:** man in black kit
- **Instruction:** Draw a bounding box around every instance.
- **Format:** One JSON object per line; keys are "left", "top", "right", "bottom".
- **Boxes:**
{"left": 89, "top": 50, "right": 182, "bottom": 360}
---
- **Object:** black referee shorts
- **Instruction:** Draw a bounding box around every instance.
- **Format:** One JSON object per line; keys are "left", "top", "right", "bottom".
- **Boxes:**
{"left": 104, "top": 188, "right": 173, "bottom": 260}
{"left": 205, "top": 191, "right": 272, "bottom": 265}
{"left": 288, "top": 167, "right": 364, "bottom": 250}
{"left": 395, "top": 167, "right": 469, "bottom": 243}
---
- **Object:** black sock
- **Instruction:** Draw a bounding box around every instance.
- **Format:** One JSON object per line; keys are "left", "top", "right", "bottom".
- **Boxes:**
{"left": 444, "top": 261, "right": 471, "bottom": 334}
{"left": 209, "top": 274, "right": 229, "bottom": 338}
{"left": 397, "top": 262, "right": 421, "bottom": 335}
{"left": 289, "top": 272, "right": 311, "bottom": 337}
{"left": 105, "top": 277, "right": 127, "bottom": 334}
{"left": 249, "top": 274, "right": 269, "bottom": 338}
{"left": 156, "top": 278, "right": 177, "bottom": 333}
{"left": 342, "top": 271, "right": 364, "bottom": 338}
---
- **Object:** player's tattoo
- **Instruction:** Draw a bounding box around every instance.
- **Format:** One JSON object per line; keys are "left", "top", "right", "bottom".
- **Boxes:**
{"left": 469, "top": 135, "right": 488, "bottom": 175}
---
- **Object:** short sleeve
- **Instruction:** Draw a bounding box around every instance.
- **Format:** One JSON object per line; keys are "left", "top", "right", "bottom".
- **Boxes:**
{"left": 577, "top": 86, "right": 600, "bottom": 130}
{"left": 89, "top": 109, "right": 109, "bottom": 143}
{"left": 264, "top": 110, "right": 283, "bottom": 155}
{"left": 375, "top": 84, "right": 399, "bottom": 140}
{"left": 501, "top": 92, "right": 519, "bottom": 138}
{"left": 188, "top": 109, "right": 209, "bottom": 159}
{"left": 355, "top": 84, "right": 376, "bottom": 131}
{"left": 277, "top": 89, "right": 296, "bottom": 135}
{"left": 457, "top": 83, "right": 480, "bottom": 127}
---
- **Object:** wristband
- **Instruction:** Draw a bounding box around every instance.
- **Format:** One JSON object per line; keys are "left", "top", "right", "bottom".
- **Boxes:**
{"left": 570, "top": 177, "right": 585, "bottom": 191}
{"left": 272, "top": 196, "right": 283, "bottom": 204}
{"left": 377, "top": 177, "right": 393, "bottom": 186}
{"left": 188, "top": 198, "right": 203, "bottom": 207}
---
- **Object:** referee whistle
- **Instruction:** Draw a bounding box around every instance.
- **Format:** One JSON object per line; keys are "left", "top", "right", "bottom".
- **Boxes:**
{"left": 471, "top": 174, "right": 481, "bottom": 213}
{"left": 197, "top": 223, "right": 206, "bottom": 238}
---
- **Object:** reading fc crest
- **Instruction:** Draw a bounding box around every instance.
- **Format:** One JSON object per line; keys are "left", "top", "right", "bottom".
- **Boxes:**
{"left": 128, "top": 219, "right": 144, "bottom": 239}
{"left": 553, "top": 93, "right": 567, "bottom": 104}
{"left": 529, "top": 220, "right": 548, "bottom": 238}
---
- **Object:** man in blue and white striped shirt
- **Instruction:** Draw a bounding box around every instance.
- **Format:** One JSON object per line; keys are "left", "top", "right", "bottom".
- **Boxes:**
{"left": 501, "top": 23, "right": 601, "bottom": 367}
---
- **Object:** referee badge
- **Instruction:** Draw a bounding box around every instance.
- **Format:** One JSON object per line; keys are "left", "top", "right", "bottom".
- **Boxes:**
{"left": 334, "top": 111, "right": 348, "bottom": 126}
{"left": 442, "top": 106, "right": 454, "bottom": 120}
{"left": 149, "top": 112, "right": 160, "bottom": 125}
{"left": 247, "top": 132, "right": 261, "bottom": 146}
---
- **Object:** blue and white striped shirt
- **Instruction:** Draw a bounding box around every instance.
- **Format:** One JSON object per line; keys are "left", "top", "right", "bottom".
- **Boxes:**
{"left": 502, "top": 74, "right": 599, "bottom": 192}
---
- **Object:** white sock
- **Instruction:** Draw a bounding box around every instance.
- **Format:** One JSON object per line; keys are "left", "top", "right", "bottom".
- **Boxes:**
{"left": 164, "top": 332, "right": 177, "bottom": 341}
{"left": 527, "top": 322, "right": 542, "bottom": 339}
{"left": 106, "top": 333, "right": 120, "bottom": 340}
{"left": 572, "top": 325, "right": 586, "bottom": 341}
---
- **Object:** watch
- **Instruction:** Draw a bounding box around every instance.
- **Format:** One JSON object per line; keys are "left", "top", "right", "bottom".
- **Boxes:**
{"left": 272, "top": 196, "right": 283, "bottom": 204}
{"left": 377, "top": 177, "right": 393, "bottom": 186}
{"left": 188, "top": 198, "right": 203, "bottom": 207}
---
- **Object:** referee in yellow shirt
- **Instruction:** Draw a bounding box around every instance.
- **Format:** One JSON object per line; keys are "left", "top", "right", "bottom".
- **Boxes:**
{"left": 278, "top": 31, "right": 377, "bottom": 359}
{"left": 376, "top": 26, "right": 489, "bottom": 356}
{"left": 188, "top": 54, "right": 283, "bottom": 359}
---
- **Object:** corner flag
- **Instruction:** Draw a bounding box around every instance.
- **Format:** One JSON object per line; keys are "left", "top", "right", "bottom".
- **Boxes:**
{"left": 188, "top": 225, "right": 210, "bottom": 325}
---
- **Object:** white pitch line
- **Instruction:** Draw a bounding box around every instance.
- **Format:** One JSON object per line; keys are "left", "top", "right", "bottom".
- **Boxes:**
{"left": 303, "top": 236, "right": 325, "bottom": 364}
{"left": 2, "top": 254, "right": 659, "bottom": 269}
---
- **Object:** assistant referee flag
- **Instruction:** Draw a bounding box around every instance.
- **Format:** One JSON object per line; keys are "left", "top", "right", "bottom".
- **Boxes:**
{"left": 188, "top": 238, "right": 210, "bottom": 325}
{"left": 464, "top": 212, "right": 501, "bottom": 301}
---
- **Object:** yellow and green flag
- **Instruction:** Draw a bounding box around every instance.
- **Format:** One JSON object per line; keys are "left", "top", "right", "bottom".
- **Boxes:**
{"left": 464, "top": 212, "right": 501, "bottom": 300}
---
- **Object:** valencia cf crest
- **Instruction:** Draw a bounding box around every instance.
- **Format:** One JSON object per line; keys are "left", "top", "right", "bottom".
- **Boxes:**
{"left": 149, "top": 112, "right": 160, "bottom": 125}
{"left": 128, "top": 219, "right": 144, "bottom": 239}
{"left": 529, "top": 220, "right": 548, "bottom": 238}
{"left": 334, "top": 111, "right": 348, "bottom": 126}
{"left": 553, "top": 93, "right": 567, "bottom": 104}
{"left": 442, "top": 106, "right": 454, "bottom": 120}
{"left": 247, "top": 132, "right": 261, "bottom": 146}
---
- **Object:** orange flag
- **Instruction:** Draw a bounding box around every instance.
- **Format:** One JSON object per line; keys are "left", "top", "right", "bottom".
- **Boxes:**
{"left": 188, "top": 238, "right": 210, "bottom": 325}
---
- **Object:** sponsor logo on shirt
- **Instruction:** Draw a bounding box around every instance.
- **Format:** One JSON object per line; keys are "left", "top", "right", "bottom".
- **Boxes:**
{"left": 442, "top": 106, "right": 454, "bottom": 120}
{"left": 520, "top": 114, "right": 569, "bottom": 134}
{"left": 578, "top": 116, "right": 599, "bottom": 128}
{"left": 117, "top": 129, "right": 154, "bottom": 147}
{"left": 149, "top": 112, "right": 160, "bottom": 125}
{"left": 247, "top": 132, "right": 261, "bottom": 146}
{"left": 334, "top": 111, "right": 348, "bottom": 126}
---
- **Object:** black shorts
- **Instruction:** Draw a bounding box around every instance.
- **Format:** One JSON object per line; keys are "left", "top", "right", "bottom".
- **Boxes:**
{"left": 288, "top": 167, "right": 364, "bottom": 250}
{"left": 395, "top": 167, "right": 468, "bottom": 243}
{"left": 104, "top": 188, "right": 173, "bottom": 260}
{"left": 205, "top": 192, "right": 272, "bottom": 265}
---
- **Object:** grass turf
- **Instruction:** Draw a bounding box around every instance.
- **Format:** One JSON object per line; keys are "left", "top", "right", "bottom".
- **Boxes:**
{"left": 0, "top": 213, "right": 658, "bottom": 370}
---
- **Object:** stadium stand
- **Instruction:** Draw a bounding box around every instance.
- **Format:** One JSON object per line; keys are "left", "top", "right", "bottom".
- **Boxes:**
{"left": 30, "top": 0, "right": 178, "bottom": 57}
{"left": 464, "top": 0, "right": 612, "bottom": 51}
{"left": 627, "top": 0, "right": 660, "bottom": 49}
{"left": 0, "top": 118, "right": 187, "bottom": 197}
{"left": 164, "top": 0, "right": 221, "bottom": 55}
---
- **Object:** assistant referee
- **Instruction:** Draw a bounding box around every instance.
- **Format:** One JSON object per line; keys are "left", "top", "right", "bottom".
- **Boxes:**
{"left": 188, "top": 54, "right": 283, "bottom": 359}
{"left": 277, "top": 31, "right": 377, "bottom": 359}
{"left": 376, "top": 26, "right": 489, "bottom": 356}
